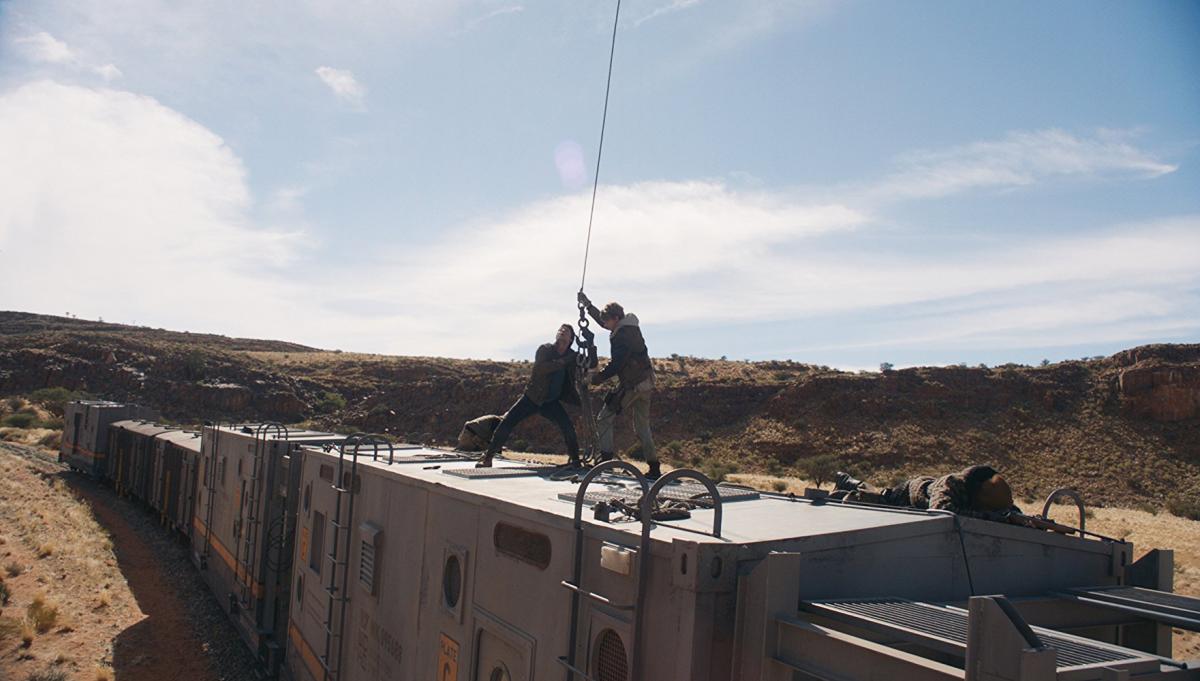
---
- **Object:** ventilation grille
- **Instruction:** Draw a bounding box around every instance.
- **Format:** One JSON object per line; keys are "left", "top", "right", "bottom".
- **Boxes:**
{"left": 359, "top": 540, "right": 376, "bottom": 593}
{"left": 359, "top": 522, "right": 381, "bottom": 595}
{"left": 594, "top": 629, "right": 628, "bottom": 681}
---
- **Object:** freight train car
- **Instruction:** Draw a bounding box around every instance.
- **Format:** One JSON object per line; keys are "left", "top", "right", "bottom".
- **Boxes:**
{"left": 190, "top": 424, "right": 351, "bottom": 677}
{"left": 106, "top": 420, "right": 203, "bottom": 531}
{"left": 60, "top": 400, "right": 157, "bottom": 476}
{"left": 282, "top": 448, "right": 1200, "bottom": 681}
{"left": 151, "top": 429, "right": 203, "bottom": 533}
{"left": 109, "top": 420, "right": 176, "bottom": 499}
{"left": 61, "top": 405, "right": 1200, "bottom": 681}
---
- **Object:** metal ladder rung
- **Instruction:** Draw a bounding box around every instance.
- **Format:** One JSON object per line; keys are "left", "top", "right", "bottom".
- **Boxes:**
{"left": 560, "top": 581, "right": 635, "bottom": 611}
{"left": 556, "top": 657, "right": 598, "bottom": 680}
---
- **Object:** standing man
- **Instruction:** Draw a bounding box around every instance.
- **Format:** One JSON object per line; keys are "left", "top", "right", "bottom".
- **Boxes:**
{"left": 577, "top": 293, "right": 659, "bottom": 480}
{"left": 477, "top": 324, "right": 582, "bottom": 468}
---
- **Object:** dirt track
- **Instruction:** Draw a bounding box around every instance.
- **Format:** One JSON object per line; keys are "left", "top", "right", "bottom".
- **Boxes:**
{"left": 0, "top": 443, "right": 256, "bottom": 681}
{"left": 73, "top": 480, "right": 222, "bottom": 681}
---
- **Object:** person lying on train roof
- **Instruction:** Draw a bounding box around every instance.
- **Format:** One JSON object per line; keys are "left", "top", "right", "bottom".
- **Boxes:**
{"left": 831, "top": 464, "right": 1019, "bottom": 520}
{"left": 456, "top": 414, "right": 502, "bottom": 452}
{"left": 476, "top": 324, "right": 582, "bottom": 468}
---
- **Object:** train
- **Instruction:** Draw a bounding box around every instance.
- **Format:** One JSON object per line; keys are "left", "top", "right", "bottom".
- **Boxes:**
{"left": 59, "top": 399, "right": 1200, "bottom": 681}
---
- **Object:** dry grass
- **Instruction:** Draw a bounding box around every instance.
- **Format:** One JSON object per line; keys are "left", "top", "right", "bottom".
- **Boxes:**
{"left": 0, "top": 426, "right": 62, "bottom": 447}
{"left": 0, "top": 616, "right": 21, "bottom": 641}
{"left": 94, "top": 665, "right": 115, "bottom": 681}
{"left": 0, "top": 446, "right": 141, "bottom": 678}
{"left": 20, "top": 618, "right": 35, "bottom": 646}
{"left": 27, "top": 592, "right": 60, "bottom": 633}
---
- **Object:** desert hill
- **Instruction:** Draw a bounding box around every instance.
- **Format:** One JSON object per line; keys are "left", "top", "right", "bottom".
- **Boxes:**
{"left": 1, "top": 310, "right": 1197, "bottom": 509}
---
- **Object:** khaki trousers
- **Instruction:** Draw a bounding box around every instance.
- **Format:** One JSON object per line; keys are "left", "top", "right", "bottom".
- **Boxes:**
{"left": 596, "top": 381, "right": 656, "bottom": 463}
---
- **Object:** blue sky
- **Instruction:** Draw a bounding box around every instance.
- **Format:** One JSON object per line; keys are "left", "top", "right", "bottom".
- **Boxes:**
{"left": 1, "top": 0, "right": 1197, "bottom": 368}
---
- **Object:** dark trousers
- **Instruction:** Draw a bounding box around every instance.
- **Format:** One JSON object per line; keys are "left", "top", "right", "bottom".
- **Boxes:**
{"left": 487, "top": 394, "right": 579, "bottom": 458}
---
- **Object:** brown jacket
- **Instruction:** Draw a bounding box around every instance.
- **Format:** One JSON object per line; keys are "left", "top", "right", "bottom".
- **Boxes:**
{"left": 900, "top": 465, "right": 1019, "bottom": 519}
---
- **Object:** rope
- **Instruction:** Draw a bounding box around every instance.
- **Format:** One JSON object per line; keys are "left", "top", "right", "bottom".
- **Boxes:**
{"left": 579, "top": 0, "right": 623, "bottom": 292}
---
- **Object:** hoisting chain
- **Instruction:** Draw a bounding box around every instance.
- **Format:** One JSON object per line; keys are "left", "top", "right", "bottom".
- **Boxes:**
{"left": 574, "top": 302, "right": 601, "bottom": 465}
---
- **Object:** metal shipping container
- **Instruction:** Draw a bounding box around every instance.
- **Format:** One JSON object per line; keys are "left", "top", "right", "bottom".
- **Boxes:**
{"left": 60, "top": 401, "right": 157, "bottom": 477}
{"left": 284, "top": 450, "right": 1198, "bottom": 681}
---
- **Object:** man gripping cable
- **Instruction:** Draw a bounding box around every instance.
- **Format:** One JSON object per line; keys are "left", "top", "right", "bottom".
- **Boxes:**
{"left": 577, "top": 292, "right": 659, "bottom": 480}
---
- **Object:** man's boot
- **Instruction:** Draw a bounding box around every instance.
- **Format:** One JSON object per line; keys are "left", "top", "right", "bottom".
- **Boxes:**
{"left": 475, "top": 453, "right": 495, "bottom": 468}
{"left": 646, "top": 461, "right": 661, "bottom": 481}
{"left": 833, "top": 471, "right": 863, "bottom": 491}
{"left": 597, "top": 451, "right": 614, "bottom": 463}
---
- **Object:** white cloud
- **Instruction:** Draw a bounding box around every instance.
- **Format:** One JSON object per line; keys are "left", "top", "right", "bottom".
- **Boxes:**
{"left": 12, "top": 30, "right": 123, "bottom": 81}
{"left": 315, "top": 66, "right": 366, "bottom": 110}
{"left": 635, "top": 0, "right": 701, "bottom": 27}
{"left": 15, "top": 32, "right": 75, "bottom": 63}
{"left": 93, "top": 63, "right": 123, "bottom": 81}
{"left": 871, "top": 129, "right": 1177, "bottom": 201}
{"left": 459, "top": 4, "right": 524, "bottom": 33}
{"left": 0, "top": 81, "right": 1190, "bottom": 360}
{"left": 0, "top": 81, "right": 307, "bottom": 334}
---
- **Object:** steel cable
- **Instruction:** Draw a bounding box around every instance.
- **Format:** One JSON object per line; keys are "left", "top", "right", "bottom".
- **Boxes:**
{"left": 579, "top": 0, "right": 623, "bottom": 292}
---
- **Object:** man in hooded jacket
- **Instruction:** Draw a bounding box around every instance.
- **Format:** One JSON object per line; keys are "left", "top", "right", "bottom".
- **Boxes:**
{"left": 578, "top": 293, "right": 659, "bottom": 479}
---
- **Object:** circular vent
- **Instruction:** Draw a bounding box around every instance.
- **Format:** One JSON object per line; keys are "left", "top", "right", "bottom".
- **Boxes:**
{"left": 443, "top": 554, "right": 462, "bottom": 608}
{"left": 593, "top": 629, "right": 628, "bottom": 681}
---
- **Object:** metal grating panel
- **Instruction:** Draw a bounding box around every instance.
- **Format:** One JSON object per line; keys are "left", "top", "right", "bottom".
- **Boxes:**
{"left": 1071, "top": 586, "right": 1200, "bottom": 612}
{"left": 803, "top": 598, "right": 1148, "bottom": 669}
{"left": 557, "top": 481, "right": 759, "bottom": 507}
{"left": 594, "top": 629, "right": 628, "bottom": 681}
{"left": 442, "top": 465, "right": 556, "bottom": 479}
{"left": 387, "top": 453, "right": 474, "bottom": 464}
{"left": 1062, "top": 585, "right": 1200, "bottom": 631}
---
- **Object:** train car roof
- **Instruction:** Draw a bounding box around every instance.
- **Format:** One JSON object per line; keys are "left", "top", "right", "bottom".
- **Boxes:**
{"left": 207, "top": 424, "right": 347, "bottom": 442}
{"left": 156, "top": 429, "right": 203, "bottom": 452}
{"left": 299, "top": 446, "right": 959, "bottom": 547}
{"left": 111, "top": 420, "right": 183, "bottom": 437}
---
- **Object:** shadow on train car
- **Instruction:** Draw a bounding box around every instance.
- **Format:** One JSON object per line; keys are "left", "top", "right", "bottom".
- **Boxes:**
{"left": 192, "top": 423, "right": 348, "bottom": 677}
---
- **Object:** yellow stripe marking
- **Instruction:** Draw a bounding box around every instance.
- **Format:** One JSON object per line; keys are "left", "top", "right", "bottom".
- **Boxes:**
{"left": 192, "top": 515, "right": 265, "bottom": 599}
{"left": 290, "top": 622, "right": 325, "bottom": 681}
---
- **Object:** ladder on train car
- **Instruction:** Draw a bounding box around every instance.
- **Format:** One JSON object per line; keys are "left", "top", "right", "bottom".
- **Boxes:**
{"left": 558, "top": 465, "right": 724, "bottom": 681}
{"left": 200, "top": 424, "right": 223, "bottom": 569}
{"left": 318, "top": 434, "right": 390, "bottom": 681}
{"left": 237, "top": 423, "right": 286, "bottom": 607}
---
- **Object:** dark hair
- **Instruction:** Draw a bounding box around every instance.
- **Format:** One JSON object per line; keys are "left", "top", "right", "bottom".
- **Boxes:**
{"left": 558, "top": 324, "right": 575, "bottom": 338}
{"left": 600, "top": 302, "right": 624, "bottom": 321}
{"left": 962, "top": 465, "right": 998, "bottom": 500}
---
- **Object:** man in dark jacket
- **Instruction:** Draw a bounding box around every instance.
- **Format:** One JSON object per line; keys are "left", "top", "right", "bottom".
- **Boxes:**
{"left": 577, "top": 293, "right": 659, "bottom": 479}
{"left": 477, "top": 324, "right": 581, "bottom": 467}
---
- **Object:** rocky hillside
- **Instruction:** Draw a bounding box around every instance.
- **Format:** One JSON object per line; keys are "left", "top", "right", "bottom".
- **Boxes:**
{"left": 1, "top": 310, "right": 1197, "bottom": 507}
